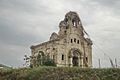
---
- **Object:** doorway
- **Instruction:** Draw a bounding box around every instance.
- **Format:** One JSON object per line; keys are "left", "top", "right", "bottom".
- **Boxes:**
{"left": 72, "top": 56, "right": 78, "bottom": 66}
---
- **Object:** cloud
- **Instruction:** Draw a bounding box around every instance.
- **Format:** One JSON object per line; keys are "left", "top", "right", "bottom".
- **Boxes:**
{"left": 0, "top": 0, "right": 120, "bottom": 68}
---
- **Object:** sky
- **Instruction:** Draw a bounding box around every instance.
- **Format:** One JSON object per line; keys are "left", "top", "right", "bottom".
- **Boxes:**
{"left": 0, "top": 0, "right": 120, "bottom": 68}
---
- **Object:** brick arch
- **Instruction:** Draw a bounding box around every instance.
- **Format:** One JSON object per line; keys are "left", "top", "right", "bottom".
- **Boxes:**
{"left": 68, "top": 48, "right": 83, "bottom": 67}
{"left": 68, "top": 48, "right": 82, "bottom": 58}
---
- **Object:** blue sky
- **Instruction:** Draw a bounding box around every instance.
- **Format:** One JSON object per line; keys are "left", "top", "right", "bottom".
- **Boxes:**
{"left": 0, "top": 0, "right": 120, "bottom": 68}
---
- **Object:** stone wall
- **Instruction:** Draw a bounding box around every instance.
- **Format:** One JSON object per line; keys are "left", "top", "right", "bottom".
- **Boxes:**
{"left": 30, "top": 11, "right": 92, "bottom": 67}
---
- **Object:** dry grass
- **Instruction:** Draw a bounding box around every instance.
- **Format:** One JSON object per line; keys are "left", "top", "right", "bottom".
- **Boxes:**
{"left": 0, "top": 67, "right": 120, "bottom": 80}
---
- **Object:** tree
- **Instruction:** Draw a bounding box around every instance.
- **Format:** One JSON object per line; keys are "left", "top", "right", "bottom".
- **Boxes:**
{"left": 36, "top": 54, "right": 56, "bottom": 66}
{"left": 42, "top": 55, "right": 56, "bottom": 66}
{"left": 23, "top": 55, "right": 30, "bottom": 67}
{"left": 24, "top": 52, "right": 56, "bottom": 68}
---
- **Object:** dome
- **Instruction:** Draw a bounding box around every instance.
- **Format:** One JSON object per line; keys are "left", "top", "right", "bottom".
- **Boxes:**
{"left": 50, "top": 32, "right": 58, "bottom": 41}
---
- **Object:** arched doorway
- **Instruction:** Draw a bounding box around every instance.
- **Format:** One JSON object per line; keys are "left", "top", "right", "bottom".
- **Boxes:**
{"left": 72, "top": 50, "right": 79, "bottom": 66}
{"left": 37, "top": 51, "right": 45, "bottom": 65}
{"left": 68, "top": 48, "right": 82, "bottom": 67}
{"left": 72, "top": 56, "right": 78, "bottom": 66}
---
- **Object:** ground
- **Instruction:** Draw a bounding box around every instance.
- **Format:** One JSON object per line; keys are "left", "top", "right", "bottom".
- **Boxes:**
{"left": 0, "top": 67, "right": 120, "bottom": 80}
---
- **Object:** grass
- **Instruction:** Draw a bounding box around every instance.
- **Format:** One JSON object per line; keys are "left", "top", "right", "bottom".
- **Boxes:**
{"left": 0, "top": 67, "right": 120, "bottom": 80}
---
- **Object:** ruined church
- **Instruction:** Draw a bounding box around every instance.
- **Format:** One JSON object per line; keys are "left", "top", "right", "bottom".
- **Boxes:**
{"left": 30, "top": 11, "right": 93, "bottom": 67}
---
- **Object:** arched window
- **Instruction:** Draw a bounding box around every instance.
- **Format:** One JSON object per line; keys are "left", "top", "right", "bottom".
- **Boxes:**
{"left": 86, "top": 57, "right": 88, "bottom": 63}
{"left": 62, "top": 54, "right": 64, "bottom": 60}
{"left": 71, "top": 39, "right": 73, "bottom": 43}
{"left": 74, "top": 38, "right": 76, "bottom": 43}
{"left": 72, "top": 20, "right": 76, "bottom": 27}
{"left": 66, "top": 26, "right": 68, "bottom": 29}
{"left": 77, "top": 40, "right": 79, "bottom": 44}
{"left": 64, "top": 31, "right": 66, "bottom": 34}
{"left": 53, "top": 48, "right": 55, "bottom": 50}
{"left": 37, "top": 51, "right": 44, "bottom": 65}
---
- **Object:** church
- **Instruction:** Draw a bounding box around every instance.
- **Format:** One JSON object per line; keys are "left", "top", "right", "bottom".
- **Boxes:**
{"left": 30, "top": 11, "right": 93, "bottom": 67}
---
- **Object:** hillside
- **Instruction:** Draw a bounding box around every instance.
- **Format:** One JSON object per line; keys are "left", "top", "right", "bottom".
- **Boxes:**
{"left": 0, "top": 67, "right": 120, "bottom": 80}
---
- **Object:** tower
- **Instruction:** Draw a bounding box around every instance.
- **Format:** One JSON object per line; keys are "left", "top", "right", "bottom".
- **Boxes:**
{"left": 58, "top": 11, "right": 84, "bottom": 37}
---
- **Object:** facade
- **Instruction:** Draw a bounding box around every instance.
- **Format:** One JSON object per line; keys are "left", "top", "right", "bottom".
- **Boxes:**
{"left": 30, "top": 11, "right": 93, "bottom": 67}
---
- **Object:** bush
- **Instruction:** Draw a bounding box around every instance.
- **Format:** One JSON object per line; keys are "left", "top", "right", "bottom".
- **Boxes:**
{"left": 35, "top": 54, "right": 56, "bottom": 67}
{"left": 43, "top": 59, "right": 56, "bottom": 66}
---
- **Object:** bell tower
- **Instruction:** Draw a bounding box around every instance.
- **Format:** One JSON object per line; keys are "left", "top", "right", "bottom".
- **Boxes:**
{"left": 64, "top": 11, "right": 81, "bottom": 27}
{"left": 58, "top": 11, "right": 84, "bottom": 37}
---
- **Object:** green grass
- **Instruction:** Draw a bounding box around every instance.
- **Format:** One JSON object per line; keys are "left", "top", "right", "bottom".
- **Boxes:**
{"left": 0, "top": 67, "right": 120, "bottom": 80}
